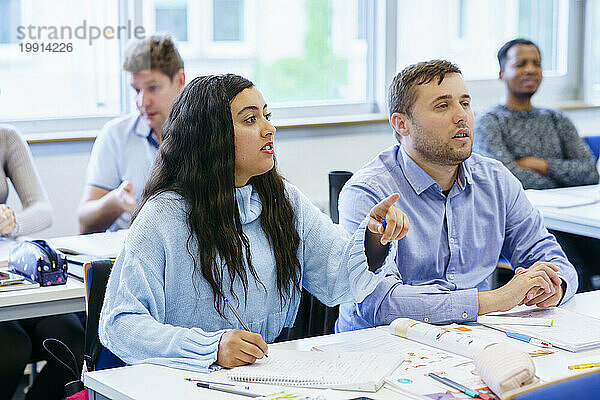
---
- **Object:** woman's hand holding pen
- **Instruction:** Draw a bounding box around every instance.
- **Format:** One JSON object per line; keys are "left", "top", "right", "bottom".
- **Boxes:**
{"left": 367, "top": 193, "right": 408, "bottom": 245}
{"left": 217, "top": 329, "right": 269, "bottom": 368}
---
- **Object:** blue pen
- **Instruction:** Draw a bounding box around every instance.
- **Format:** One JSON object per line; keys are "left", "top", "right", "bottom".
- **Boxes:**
{"left": 428, "top": 373, "right": 491, "bottom": 400}
{"left": 505, "top": 331, "right": 552, "bottom": 348}
{"left": 184, "top": 378, "right": 251, "bottom": 389}
{"left": 380, "top": 218, "right": 386, "bottom": 228}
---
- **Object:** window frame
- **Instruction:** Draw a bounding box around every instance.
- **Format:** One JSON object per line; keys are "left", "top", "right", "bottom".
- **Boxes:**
{"left": 2, "top": 0, "right": 587, "bottom": 135}
{"left": 584, "top": 0, "right": 600, "bottom": 105}
{"left": 468, "top": 0, "right": 581, "bottom": 112}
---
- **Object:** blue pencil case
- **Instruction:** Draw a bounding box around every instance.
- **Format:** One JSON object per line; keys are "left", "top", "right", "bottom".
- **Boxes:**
{"left": 9, "top": 240, "right": 68, "bottom": 286}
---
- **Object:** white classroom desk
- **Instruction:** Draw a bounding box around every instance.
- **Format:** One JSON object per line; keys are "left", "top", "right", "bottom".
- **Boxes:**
{"left": 0, "top": 278, "right": 85, "bottom": 322}
{"left": 0, "top": 230, "right": 126, "bottom": 322}
{"left": 84, "top": 290, "right": 600, "bottom": 400}
{"left": 527, "top": 184, "right": 600, "bottom": 239}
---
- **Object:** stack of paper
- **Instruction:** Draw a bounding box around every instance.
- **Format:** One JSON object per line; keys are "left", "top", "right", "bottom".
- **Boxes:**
{"left": 48, "top": 230, "right": 127, "bottom": 258}
{"left": 479, "top": 307, "right": 600, "bottom": 352}
{"left": 0, "top": 270, "right": 39, "bottom": 292}
{"left": 525, "top": 189, "right": 599, "bottom": 208}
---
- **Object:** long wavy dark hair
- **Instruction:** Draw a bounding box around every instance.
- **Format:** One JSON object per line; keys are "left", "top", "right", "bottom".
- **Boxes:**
{"left": 132, "top": 74, "right": 301, "bottom": 316}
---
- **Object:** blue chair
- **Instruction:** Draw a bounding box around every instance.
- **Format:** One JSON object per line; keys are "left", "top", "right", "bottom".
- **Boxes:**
{"left": 83, "top": 260, "right": 125, "bottom": 370}
{"left": 583, "top": 136, "right": 600, "bottom": 161}
{"left": 507, "top": 369, "right": 600, "bottom": 400}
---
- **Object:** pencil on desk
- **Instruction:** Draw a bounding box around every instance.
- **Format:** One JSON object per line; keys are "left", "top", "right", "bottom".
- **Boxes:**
{"left": 568, "top": 362, "right": 600, "bottom": 370}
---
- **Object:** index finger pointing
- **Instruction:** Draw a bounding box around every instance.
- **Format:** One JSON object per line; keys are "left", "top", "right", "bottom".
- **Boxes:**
{"left": 372, "top": 193, "right": 400, "bottom": 216}
{"left": 381, "top": 193, "right": 400, "bottom": 207}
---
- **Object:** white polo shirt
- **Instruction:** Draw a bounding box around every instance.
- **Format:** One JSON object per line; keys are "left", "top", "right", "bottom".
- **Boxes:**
{"left": 86, "top": 114, "right": 159, "bottom": 231}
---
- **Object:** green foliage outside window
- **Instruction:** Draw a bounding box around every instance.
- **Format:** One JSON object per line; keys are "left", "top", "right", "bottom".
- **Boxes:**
{"left": 253, "top": 0, "right": 348, "bottom": 103}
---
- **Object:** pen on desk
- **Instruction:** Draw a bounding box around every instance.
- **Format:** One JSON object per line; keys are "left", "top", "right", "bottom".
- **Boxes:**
{"left": 568, "top": 362, "right": 600, "bottom": 370}
{"left": 196, "top": 381, "right": 262, "bottom": 398}
{"left": 505, "top": 332, "right": 552, "bottom": 348}
{"left": 224, "top": 298, "right": 268, "bottom": 357}
{"left": 428, "top": 373, "right": 492, "bottom": 400}
{"left": 184, "top": 377, "right": 250, "bottom": 388}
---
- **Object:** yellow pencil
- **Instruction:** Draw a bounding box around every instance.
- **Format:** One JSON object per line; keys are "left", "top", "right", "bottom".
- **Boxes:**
{"left": 568, "top": 362, "right": 600, "bottom": 370}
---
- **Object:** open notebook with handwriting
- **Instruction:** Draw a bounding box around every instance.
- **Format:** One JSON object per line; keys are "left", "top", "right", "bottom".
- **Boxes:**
{"left": 226, "top": 349, "right": 404, "bottom": 392}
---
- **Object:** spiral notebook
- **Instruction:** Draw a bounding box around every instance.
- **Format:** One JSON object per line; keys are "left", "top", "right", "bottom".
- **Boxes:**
{"left": 226, "top": 349, "right": 404, "bottom": 392}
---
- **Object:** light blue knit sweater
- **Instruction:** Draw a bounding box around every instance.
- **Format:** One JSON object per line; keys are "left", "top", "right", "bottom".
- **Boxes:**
{"left": 99, "top": 183, "right": 393, "bottom": 372}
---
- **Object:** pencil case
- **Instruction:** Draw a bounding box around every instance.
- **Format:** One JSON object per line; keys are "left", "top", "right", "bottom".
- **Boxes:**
{"left": 9, "top": 240, "right": 68, "bottom": 286}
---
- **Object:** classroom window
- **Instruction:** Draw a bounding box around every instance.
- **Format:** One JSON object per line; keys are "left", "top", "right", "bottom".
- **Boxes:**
{"left": 518, "top": 0, "right": 564, "bottom": 73}
{"left": 143, "top": 0, "right": 370, "bottom": 107}
{"left": 585, "top": 0, "right": 600, "bottom": 104}
{"left": 3, "top": 0, "right": 584, "bottom": 133}
{"left": 252, "top": 0, "right": 369, "bottom": 104}
{"left": 356, "top": 0, "right": 367, "bottom": 40}
{"left": 396, "top": 0, "right": 568, "bottom": 80}
{"left": 212, "top": 0, "right": 243, "bottom": 42}
{"left": 155, "top": 0, "right": 188, "bottom": 42}
{"left": 456, "top": 0, "right": 466, "bottom": 40}
{"left": 0, "top": 0, "right": 21, "bottom": 43}
{"left": 0, "top": 0, "right": 121, "bottom": 121}
{"left": 594, "top": 5, "right": 600, "bottom": 99}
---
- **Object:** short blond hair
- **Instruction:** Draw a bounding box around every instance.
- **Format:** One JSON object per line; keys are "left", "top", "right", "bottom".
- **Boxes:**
{"left": 122, "top": 34, "right": 184, "bottom": 80}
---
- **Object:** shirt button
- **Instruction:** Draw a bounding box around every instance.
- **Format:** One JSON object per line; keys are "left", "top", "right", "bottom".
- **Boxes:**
{"left": 449, "top": 237, "right": 455, "bottom": 244}
{"left": 449, "top": 274, "right": 455, "bottom": 280}
{"left": 462, "top": 312, "right": 468, "bottom": 319}
{"left": 424, "top": 317, "right": 429, "bottom": 322}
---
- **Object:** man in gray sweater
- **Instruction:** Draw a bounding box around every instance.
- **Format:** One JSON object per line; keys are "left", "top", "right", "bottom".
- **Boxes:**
{"left": 474, "top": 38, "right": 599, "bottom": 291}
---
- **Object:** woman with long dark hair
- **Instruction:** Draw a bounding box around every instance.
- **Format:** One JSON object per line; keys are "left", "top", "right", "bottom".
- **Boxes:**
{"left": 99, "top": 74, "right": 408, "bottom": 371}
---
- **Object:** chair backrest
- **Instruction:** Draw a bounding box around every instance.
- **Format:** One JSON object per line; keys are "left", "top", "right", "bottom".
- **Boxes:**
{"left": 507, "top": 369, "right": 600, "bottom": 400}
{"left": 83, "top": 259, "right": 124, "bottom": 370}
{"left": 328, "top": 171, "right": 353, "bottom": 224}
{"left": 277, "top": 170, "right": 354, "bottom": 341}
{"left": 583, "top": 136, "right": 600, "bottom": 161}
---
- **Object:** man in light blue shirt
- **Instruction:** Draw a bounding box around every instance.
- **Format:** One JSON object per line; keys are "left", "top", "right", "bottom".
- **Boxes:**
{"left": 336, "top": 60, "right": 578, "bottom": 331}
{"left": 78, "top": 34, "right": 185, "bottom": 233}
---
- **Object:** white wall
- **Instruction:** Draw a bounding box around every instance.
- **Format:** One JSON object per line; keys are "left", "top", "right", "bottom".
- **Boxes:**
{"left": 8, "top": 108, "right": 600, "bottom": 239}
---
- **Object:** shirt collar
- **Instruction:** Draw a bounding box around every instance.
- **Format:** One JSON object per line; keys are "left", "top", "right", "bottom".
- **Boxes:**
{"left": 132, "top": 115, "right": 159, "bottom": 149}
{"left": 396, "top": 145, "right": 437, "bottom": 195}
{"left": 397, "top": 145, "right": 473, "bottom": 195}
{"left": 456, "top": 159, "right": 473, "bottom": 190}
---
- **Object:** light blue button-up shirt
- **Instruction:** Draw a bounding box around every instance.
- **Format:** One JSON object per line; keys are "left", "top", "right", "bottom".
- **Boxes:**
{"left": 336, "top": 145, "right": 578, "bottom": 331}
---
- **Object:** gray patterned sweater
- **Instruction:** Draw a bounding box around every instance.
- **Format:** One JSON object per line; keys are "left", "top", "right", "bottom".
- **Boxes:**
{"left": 474, "top": 105, "right": 599, "bottom": 189}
